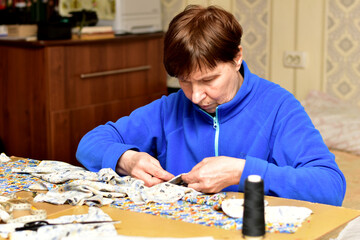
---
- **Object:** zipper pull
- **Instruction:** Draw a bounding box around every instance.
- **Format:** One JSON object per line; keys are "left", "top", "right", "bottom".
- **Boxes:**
{"left": 213, "top": 117, "right": 218, "bottom": 129}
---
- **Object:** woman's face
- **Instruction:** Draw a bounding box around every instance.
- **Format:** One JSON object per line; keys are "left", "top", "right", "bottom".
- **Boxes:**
{"left": 178, "top": 54, "right": 243, "bottom": 114}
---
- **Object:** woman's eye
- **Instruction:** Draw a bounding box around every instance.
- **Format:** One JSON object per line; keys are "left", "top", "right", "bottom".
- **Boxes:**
{"left": 203, "top": 78, "right": 215, "bottom": 83}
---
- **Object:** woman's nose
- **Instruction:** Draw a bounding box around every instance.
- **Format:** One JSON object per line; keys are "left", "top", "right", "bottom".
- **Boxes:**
{"left": 191, "top": 84, "right": 205, "bottom": 104}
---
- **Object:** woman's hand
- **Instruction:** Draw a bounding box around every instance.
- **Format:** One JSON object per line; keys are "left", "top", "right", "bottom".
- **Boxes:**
{"left": 181, "top": 156, "right": 245, "bottom": 193}
{"left": 116, "top": 150, "right": 174, "bottom": 187}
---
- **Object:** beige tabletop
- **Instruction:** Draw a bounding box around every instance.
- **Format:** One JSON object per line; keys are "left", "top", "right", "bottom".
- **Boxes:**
{"left": 24, "top": 191, "right": 359, "bottom": 240}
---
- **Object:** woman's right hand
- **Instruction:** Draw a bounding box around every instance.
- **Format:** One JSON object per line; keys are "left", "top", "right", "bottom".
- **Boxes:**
{"left": 116, "top": 150, "right": 174, "bottom": 187}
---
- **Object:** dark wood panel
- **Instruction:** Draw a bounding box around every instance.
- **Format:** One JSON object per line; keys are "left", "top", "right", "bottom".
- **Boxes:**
{"left": 0, "top": 47, "right": 6, "bottom": 153}
{"left": 48, "top": 37, "right": 167, "bottom": 111}
{"left": 0, "top": 46, "right": 49, "bottom": 159}
{"left": 49, "top": 94, "right": 164, "bottom": 166}
{"left": 0, "top": 34, "right": 167, "bottom": 163}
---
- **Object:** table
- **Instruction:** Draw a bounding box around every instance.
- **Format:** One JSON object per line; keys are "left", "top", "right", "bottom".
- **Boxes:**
{"left": 2, "top": 157, "right": 360, "bottom": 240}
{"left": 15, "top": 191, "right": 359, "bottom": 240}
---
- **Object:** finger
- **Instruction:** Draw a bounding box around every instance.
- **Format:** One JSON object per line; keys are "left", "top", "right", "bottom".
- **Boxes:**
{"left": 131, "top": 168, "right": 163, "bottom": 187}
{"left": 188, "top": 181, "right": 220, "bottom": 193}
{"left": 131, "top": 159, "right": 173, "bottom": 184}
{"left": 149, "top": 165, "right": 174, "bottom": 181}
{"left": 150, "top": 158, "right": 162, "bottom": 168}
{"left": 145, "top": 155, "right": 174, "bottom": 180}
{"left": 181, "top": 172, "right": 199, "bottom": 185}
{"left": 144, "top": 176, "right": 164, "bottom": 187}
{"left": 187, "top": 182, "right": 202, "bottom": 192}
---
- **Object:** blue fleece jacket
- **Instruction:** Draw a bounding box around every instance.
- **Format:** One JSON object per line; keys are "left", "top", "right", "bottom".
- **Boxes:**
{"left": 76, "top": 61, "right": 346, "bottom": 206}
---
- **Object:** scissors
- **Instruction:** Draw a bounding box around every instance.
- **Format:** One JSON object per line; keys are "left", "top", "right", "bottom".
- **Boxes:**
{"left": 15, "top": 220, "right": 121, "bottom": 231}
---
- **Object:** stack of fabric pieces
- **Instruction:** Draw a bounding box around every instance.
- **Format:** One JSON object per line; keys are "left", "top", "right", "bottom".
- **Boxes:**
{"left": 12, "top": 160, "right": 201, "bottom": 206}
{"left": 0, "top": 155, "right": 313, "bottom": 233}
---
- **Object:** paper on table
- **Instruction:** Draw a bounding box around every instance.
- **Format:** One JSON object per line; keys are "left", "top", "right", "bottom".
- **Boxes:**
{"left": 1, "top": 207, "right": 118, "bottom": 240}
{"left": 332, "top": 216, "right": 360, "bottom": 240}
{"left": 62, "top": 235, "right": 214, "bottom": 240}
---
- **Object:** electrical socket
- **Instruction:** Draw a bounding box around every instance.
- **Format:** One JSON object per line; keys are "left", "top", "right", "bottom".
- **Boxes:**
{"left": 283, "top": 51, "right": 307, "bottom": 68}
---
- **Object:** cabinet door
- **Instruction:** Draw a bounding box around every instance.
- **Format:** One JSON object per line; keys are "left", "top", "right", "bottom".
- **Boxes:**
{"left": 0, "top": 46, "right": 49, "bottom": 160}
{"left": 48, "top": 37, "right": 167, "bottom": 111}
{"left": 50, "top": 93, "right": 164, "bottom": 165}
{"left": 47, "top": 36, "right": 167, "bottom": 165}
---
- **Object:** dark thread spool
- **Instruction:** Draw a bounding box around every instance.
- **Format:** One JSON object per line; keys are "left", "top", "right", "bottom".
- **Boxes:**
{"left": 242, "top": 175, "right": 265, "bottom": 239}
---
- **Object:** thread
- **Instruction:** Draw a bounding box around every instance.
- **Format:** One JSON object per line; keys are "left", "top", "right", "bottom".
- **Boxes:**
{"left": 242, "top": 175, "right": 265, "bottom": 239}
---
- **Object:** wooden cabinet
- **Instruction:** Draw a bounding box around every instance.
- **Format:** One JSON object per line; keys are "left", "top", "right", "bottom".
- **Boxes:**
{"left": 0, "top": 33, "right": 167, "bottom": 166}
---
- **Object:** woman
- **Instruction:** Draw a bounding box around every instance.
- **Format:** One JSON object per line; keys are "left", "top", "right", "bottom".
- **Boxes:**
{"left": 76, "top": 5, "right": 346, "bottom": 206}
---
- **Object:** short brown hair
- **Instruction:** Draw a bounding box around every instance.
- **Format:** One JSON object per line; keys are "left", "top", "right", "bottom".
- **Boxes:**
{"left": 164, "top": 5, "right": 243, "bottom": 78}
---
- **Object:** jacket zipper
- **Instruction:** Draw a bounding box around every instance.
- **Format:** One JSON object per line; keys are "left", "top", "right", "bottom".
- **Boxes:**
{"left": 213, "top": 108, "right": 219, "bottom": 156}
{"left": 200, "top": 107, "right": 220, "bottom": 156}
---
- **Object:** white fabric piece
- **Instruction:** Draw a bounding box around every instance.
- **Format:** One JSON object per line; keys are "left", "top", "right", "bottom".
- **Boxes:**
{"left": 0, "top": 153, "right": 11, "bottom": 163}
{"left": 63, "top": 184, "right": 126, "bottom": 199}
{"left": 67, "top": 179, "right": 128, "bottom": 195}
{"left": 264, "top": 206, "right": 312, "bottom": 224}
{"left": 6, "top": 207, "right": 118, "bottom": 240}
{"left": 30, "top": 165, "right": 199, "bottom": 206}
{"left": 126, "top": 179, "right": 148, "bottom": 204}
{"left": 12, "top": 160, "right": 98, "bottom": 183}
{"left": 12, "top": 160, "right": 84, "bottom": 173}
{"left": 332, "top": 216, "right": 360, "bottom": 240}
{"left": 140, "top": 182, "right": 195, "bottom": 204}
{"left": 221, "top": 199, "right": 312, "bottom": 226}
{"left": 0, "top": 222, "right": 23, "bottom": 238}
{"left": 34, "top": 188, "right": 94, "bottom": 205}
{"left": 98, "top": 168, "right": 133, "bottom": 185}
{"left": 34, "top": 187, "right": 115, "bottom": 207}
{"left": 15, "top": 160, "right": 200, "bottom": 206}
{"left": 221, "top": 198, "right": 269, "bottom": 219}
{"left": 0, "top": 196, "right": 11, "bottom": 202}
{"left": 30, "top": 169, "right": 97, "bottom": 184}
{"left": 0, "top": 209, "right": 10, "bottom": 222}
{"left": 79, "top": 195, "right": 114, "bottom": 207}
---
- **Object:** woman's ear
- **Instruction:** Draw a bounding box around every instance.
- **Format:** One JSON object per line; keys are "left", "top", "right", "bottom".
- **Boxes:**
{"left": 234, "top": 45, "right": 243, "bottom": 68}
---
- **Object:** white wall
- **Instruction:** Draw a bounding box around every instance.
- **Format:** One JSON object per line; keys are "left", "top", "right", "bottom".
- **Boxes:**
{"left": 268, "top": 0, "right": 327, "bottom": 101}
{"left": 162, "top": 0, "right": 360, "bottom": 104}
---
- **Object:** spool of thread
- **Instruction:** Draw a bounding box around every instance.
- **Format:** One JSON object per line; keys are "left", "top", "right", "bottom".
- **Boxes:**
{"left": 242, "top": 175, "right": 265, "bottom": 239}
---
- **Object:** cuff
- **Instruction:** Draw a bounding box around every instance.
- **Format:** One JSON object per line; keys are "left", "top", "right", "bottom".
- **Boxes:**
{"left": 102, "top": 143, "right": 139, "bottom": 171}
{"left": 238, "top": 155, "right": 268, "bottom": 192}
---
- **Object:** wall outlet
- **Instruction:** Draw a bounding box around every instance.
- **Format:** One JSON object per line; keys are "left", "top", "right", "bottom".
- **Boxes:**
{"left": 283, "top": 51, "right": 307, "bottom": 68}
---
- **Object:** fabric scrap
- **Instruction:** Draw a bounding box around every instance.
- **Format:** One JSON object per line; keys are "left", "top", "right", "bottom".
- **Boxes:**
{"left": 13, "top": 160, "right": 98, "bottom": 183}
{"left": 0, "top": 153, "right": 11, "bottom": 163}
{"left": 3, "top": 207, "right": 118, "bottom": 240}
{"left": 0, "top": 158, "right": 47, "bottom": 195}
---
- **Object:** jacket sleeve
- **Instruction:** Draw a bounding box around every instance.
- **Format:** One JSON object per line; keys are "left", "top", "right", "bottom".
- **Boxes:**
{"left": 76, "top": 98, "right": 165, "bottom": 172}
{"left": 239, "top": 94, "right": 346, "bottom": 206}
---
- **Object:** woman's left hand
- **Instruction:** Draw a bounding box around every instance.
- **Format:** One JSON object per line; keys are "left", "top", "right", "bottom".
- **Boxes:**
{"left": 181, "top": 156, "right": 245, "bottom": 193}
